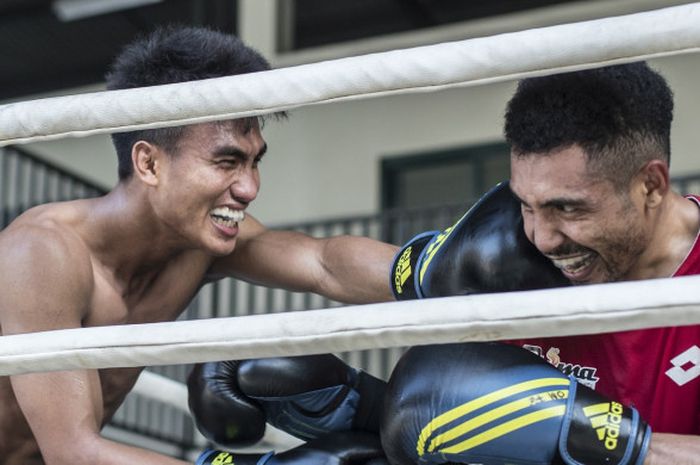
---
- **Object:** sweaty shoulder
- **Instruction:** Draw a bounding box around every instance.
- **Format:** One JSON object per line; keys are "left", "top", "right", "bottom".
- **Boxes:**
{"left": 0, "top": 204, "right": 94, "bottom": 335}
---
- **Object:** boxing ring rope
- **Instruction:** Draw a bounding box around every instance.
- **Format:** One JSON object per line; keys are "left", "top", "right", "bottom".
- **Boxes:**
{"left": 132, "top": 370, "right": 190, "bottom": 413}
{"left": 1, "top": 3, "right": 700, "bottom": 146}
{"left": 1, "top": 275, "right": 699, "bottom": 376}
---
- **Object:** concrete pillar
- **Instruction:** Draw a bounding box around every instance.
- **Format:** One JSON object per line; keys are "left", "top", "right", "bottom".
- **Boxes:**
{"left": 238, "top": 0, "right": 278, "bottom": 61}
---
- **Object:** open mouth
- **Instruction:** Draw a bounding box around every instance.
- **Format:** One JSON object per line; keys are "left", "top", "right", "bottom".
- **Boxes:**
{"left": 209, "top": 206, "right": 245, "bottom": 228}
{"left": 549, "top": 253, "right": 596, "bottom": 277}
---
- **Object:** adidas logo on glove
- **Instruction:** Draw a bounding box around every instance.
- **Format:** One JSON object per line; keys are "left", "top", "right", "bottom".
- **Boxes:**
{"left": 583, "top": 402, "right": 624, "bottom": 451}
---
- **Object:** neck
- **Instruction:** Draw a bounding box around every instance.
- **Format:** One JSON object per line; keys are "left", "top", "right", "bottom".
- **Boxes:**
{"left": 627, "top": 191, "right": 700, "bottom": 280}
{"left": 86, "top": 182, "right": 196, "bottom": 289}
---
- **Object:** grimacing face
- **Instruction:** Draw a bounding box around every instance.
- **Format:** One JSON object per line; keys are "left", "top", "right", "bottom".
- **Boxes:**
{"left": 152, "top": 120, "right": 267, "bottom": 256}
{"left": 510, "top": 145, "right": 651, "bottom": 284}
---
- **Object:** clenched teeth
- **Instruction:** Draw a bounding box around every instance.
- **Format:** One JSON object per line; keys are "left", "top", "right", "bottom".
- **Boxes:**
{"left": 550, "top": 254, "right": 594, "bottom": 273}
{"left": 210, "top": 207, "right": 245, "bottom": 227}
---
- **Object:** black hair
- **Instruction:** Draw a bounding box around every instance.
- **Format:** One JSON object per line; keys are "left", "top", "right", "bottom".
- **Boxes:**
{"left": 504, "top": 62, "right": 674, "bottom": 186}
{"left": 106, "top": 25, "right": 282, "bottom": 180}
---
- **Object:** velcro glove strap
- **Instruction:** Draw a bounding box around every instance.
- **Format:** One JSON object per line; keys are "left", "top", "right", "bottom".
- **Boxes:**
{"left": 257, "top": 452, "right": 275, "bottom": 465}
{"left": 196, "top": 449, "right": 274, "bottom": 465}
{"left": 252, "top": 383, "right": 361, "bottom": 440}
{"left": 559, "top": 380, "right": 651, "bottom": 465}
{"left": 390, "top": 231, "right": 438, "bottom": 300}
{"left": 413, "top": 225, "right": 458, "bottom": 298}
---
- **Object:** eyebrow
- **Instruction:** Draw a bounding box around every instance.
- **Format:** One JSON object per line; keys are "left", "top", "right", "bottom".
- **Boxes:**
{"left": 541, "top": 197, "right": 589, "bottom": 209}
{"left": 510, "top": 187, "right": 588, "bottom": 209}
{"left": 213, "top": 143, "right": 268, "bottom": 159}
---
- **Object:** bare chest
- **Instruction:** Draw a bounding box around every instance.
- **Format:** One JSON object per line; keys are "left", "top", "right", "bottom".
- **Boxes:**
{"left": 85, "top": 260, "right": 208, "bottom": 328}
{"left": 83, "top": 260, "right": 211, "bottom": 417}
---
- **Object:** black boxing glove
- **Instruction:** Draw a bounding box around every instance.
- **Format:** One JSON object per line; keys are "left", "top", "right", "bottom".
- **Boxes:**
{"left": 196, "top": 431, "right": 388, "bottom": 465}
{"left": 381, "top": 342, "right": 650, "bottom": 465}
{"left": 237, "top": 354, "right": 386, "bottom": 440}
{"left": 390, "top": 181, "right": 569, "bottom": 299}
{"left": 187, "top": 361, "right": 267, "bottom": 447}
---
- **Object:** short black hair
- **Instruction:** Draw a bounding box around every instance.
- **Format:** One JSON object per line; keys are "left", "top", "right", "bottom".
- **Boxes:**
{"left": 106, "top": 25, "right": 280, "bottom": 180}
{"left": 504, "top": 62, "right": 674, "bottom": 186}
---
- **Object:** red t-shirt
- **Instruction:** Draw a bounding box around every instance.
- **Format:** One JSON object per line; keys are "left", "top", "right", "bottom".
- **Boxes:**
{"left": 508, "top": 196, "right": 700, "bottom": 434}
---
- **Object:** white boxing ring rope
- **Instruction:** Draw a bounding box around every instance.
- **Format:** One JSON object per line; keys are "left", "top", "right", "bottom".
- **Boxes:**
{"left": 1, "top": 3, "right": 700, "bottom": 146}
{"left": 132, "top": 370, "right": 190, "bottom": 413}
{"left": 1, "top": 275, "right": 699, "bottom": 376}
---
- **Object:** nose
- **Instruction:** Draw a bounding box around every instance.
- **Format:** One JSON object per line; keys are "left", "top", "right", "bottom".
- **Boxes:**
{"left": 230, "top": 167, "right": 259, "bottom": 205}
{"left": 524, "top": 210, "right": 565, "bottom": 255}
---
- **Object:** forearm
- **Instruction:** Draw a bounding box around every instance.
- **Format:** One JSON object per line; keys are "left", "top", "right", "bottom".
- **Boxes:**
{"left": 50, "top": 435, "right": 192, "bottom": 465}
{"left": 320, "top": 235, "right": 398, "bottom": 304}
{"left": 645, "top": 433, "right": 700, "bottom": 465}
{"left": 213, "top": 222, "right": 398, "bottom": 304}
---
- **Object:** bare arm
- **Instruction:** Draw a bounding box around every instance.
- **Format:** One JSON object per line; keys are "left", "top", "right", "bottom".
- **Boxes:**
{"left": 0, "top": 225, "right": 190, "bottom": 465}
{"left": 209, "top": 214, "right": 398, "bottom": 304}
{"left": 646, "top": 433, "right": 700, "bottom": 465}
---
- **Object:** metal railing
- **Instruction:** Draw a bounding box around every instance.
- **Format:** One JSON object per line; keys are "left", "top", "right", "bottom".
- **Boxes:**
{"left": 3, "top": 145, "right": 700, "bottom": 455}
{"left": 0, "top": 146, "right": 105, "bottom": 226}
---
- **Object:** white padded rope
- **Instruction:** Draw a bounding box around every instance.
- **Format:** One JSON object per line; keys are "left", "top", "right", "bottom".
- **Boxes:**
{"left": 132, "top": 370, "right": 190, "bottom": 413}
{"left": 0, "top": 275, "right": 699, "bottom": 376}
{"left": 1, "top": 3, "right": 700, "bottom": 146}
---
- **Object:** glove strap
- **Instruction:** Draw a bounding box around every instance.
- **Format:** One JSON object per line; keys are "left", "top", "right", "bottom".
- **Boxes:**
{"left": 196, "top": 449, "right": 274, "bottom": 465}
{"left": 352, "top": 371, "right": 387, "bottom": 433}
{"left": 257, "top": 451, "right": 275, "bottom": 465}
{"left": 255, "top": 383, "right": 361, "bottom": 440}
{"left": 196, "top": 450, "right": 230, "bottom": 465}
{"left": 558, "top": 379, "right": 651, "bottom": 465}
{"left": 390, "top": 231, "right": 437, "bottom": 300}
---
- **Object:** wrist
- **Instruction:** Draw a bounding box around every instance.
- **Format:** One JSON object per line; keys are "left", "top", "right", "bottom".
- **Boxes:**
{"left": 390, "top": 230, "right": 437, "bottom": 300}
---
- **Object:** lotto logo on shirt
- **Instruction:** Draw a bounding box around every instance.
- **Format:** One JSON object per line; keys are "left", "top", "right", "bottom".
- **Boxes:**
{"left": 666, "top": 345, "right": 700, "bottom": 386}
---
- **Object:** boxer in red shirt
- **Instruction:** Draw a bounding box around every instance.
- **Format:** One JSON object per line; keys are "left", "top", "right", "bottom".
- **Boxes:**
{"left": 502, "top": 62, "right": 700, "bottom": 463}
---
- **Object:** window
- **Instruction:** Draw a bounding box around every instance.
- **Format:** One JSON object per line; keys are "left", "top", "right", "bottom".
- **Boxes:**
{"left": 380, "top": 142, "right": 511, "bottom": 243}
{"left": 279, "top": 0, "right": 575, "bottom": 52}
{"left": 381, "top": 141, "right": 510, "bottom": 211}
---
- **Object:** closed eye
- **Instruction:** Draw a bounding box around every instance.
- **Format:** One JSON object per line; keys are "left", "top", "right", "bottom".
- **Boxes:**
{"left": 520, "top": 203, "right": 534, "bottom": 214}
{"left": 217, "top": 158, "right": 238, "bottom": 166}
{"left": 542, "top": 197, "right": 588, "bottom": 215}
{"left": 556, "top": 204, "right": 577, "bottom": 213}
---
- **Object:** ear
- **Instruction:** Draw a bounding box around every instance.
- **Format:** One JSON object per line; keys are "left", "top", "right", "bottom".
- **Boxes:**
{"left": 637, "top": 160, "right": 669, "bottom": 209}
{"left": 131, "top": 141, "right": 162, "bottom": 186}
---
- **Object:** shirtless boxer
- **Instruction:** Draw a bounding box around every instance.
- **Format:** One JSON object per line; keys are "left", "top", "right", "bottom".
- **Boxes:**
{"left": 0, "top": 26, "right": 397, "bottom": 465}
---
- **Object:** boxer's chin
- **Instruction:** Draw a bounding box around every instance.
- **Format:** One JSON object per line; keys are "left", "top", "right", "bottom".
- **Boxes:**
{"left": 205, "top": 222, "right": 240, "bottom": 256}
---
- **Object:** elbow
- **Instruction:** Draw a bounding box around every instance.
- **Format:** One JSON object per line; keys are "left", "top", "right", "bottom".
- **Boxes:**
{"left": 41, "top": 433, "right": 102, "bottom": 465}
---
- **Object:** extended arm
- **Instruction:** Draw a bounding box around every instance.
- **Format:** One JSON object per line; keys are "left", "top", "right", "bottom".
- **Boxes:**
{"left": 0, "top": 225, "right": 190, "bottom": 465}
{"left": 208, "top": 214, "right": 398, "bottom": 304}
{"left": 646, "top": 433, "right": 700, "bottom": 465}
